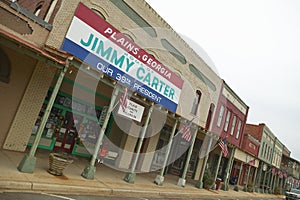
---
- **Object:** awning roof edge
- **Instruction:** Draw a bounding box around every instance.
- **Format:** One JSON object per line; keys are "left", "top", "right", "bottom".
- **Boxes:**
{"left": 0, "top": 29, "right": 69, "bottom": 69}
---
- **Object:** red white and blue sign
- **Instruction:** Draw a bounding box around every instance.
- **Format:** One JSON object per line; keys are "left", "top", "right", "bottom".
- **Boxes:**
{"left": 61, "top": 3, "right": 183, "bottom": 112}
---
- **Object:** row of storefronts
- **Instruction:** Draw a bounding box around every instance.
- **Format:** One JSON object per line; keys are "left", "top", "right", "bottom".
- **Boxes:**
{"left": 0, "top": 0, "right": 299, "bottom": 193}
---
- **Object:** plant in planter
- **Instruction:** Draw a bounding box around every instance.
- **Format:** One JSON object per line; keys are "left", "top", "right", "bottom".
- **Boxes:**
{"left": 274, "top": 186, "right": 282, "bottom": 195}
{"left": 247, "top": 182, "right": 254, "bottom": 192}
{"left": 234, "top": 185, "right": 239, "bottom": 192}
{"left": 203, "top": 169, "right": 215, "bottom": 190}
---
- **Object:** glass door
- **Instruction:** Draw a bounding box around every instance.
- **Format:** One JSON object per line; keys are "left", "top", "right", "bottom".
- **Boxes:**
{"left": 54, "top": 112, "right": 83, "bottom": 153}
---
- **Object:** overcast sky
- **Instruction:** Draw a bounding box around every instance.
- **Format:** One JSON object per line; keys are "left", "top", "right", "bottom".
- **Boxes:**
{"left": 145, "top": 0, "right": 300, "bottom": 161}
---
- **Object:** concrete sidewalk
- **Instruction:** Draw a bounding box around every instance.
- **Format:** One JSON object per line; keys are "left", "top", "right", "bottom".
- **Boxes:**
{"left": 0, "top": 149, "right": 283, "bottom": 199}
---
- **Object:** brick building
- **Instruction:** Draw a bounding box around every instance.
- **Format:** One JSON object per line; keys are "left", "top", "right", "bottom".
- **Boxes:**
{"left": 1, "top": 0, "right": 224, "bottom": 187}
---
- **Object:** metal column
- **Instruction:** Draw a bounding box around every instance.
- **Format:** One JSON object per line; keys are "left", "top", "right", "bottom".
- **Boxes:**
{"left": 256, "top": 163, "right": 263, "bottom": 192}
{"left": 237, "top": 162, "right": 243, "bottom": 186}
{"left": 81, "top": 85, "right": 120, "bottom": 179}
{"left": 177, "top": 127, "right": 198, "bottom": 187}
{"left": 214, "top": 151, "right": 223, "bottom": 182}
{"left": 154, "top": 119, "right": 178, "bottom": 185}
{"left": 223, "top": 147, "right": 235, "bottom": 191}
{"left": 195, "top": 134, "right": 213, "bottom": 189}
{"left": 244, "top": 165, "right": 251, "bottom": 192}
{"left": 18, "top": 58, "right": 71, "bottom": 173}
{"left": 270, "top": 172, "right": 275, "bottom": 193}
{"left": 124, "top": 104, "right": 154, "bottom": 183}
{"left": 253, "top": 166, "right": 258, "bottom": 192}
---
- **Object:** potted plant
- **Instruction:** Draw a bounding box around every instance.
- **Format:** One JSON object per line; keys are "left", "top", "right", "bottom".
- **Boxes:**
{"left": 234, "top": 185, "right": 239, "bottom": 192}
{"left": 247, "top": 182, "right": 254, "bottom": 192}
{"left": 203, "top": 169, "right": 215, "bottom": 190}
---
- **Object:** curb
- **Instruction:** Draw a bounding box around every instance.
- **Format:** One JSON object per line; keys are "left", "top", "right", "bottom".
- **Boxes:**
{"left": 0, "top": 180, "right": 285, "bottom": 199}
{"left": 32, "top": 182, "right": 112, "bottom": 195}
{"left": 0, "top": 180, "right": 32, "bottom": 190}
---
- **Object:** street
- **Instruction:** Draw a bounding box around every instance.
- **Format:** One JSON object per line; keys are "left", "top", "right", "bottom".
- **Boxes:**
{"left": 0, "top": 192, "right": 284, "bottom": 200}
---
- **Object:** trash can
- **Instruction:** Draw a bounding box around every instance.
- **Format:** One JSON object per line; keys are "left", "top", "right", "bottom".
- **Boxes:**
{"left": 216, "top": 178, "right": 222, "bottom": 190}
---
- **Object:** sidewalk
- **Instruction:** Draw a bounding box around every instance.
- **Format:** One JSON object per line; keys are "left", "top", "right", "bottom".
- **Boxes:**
{"left": 0, "top": 149, "right": 284, "bottom": 199}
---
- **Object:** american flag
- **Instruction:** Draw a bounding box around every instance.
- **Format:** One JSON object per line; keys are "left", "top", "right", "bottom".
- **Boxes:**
{"left": 271, "top": 167, "right": 276, "bottom": 175}
{"left": 180, "top": 121, "right": 192, "bottom": 142}
{"left": 119, "top": 88, "right": 128, "bottom": 112}
{"left": 218, "top": 138, "right": 228, "bottom": 157}
{"left": 248, "top": 158, "right": 256, "bottom": 166}
{"left": 278, "top": 170, "right": 283, "bottom": 178}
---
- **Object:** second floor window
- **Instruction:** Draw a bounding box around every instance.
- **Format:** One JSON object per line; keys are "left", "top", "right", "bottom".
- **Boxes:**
{"left": 230, "top": 115, "right": 237, "bottom": 135}
{"left": 224, "top": 110, "right": 231, "bottom": 132}
{"left": 205, "top": 103, "right": 215, "bottom": 130}
{"left": 191, "top": 90, "right": 202, "bottom": 115}
{"left": 235, "top": 119, "right": 242, "bottom": 139}
{"left": 217, "top": 105, "right": 225, "bottom": 127}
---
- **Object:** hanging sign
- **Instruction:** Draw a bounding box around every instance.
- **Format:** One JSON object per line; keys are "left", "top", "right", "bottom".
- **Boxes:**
{"left": 117, "top": 99, "right": 145, "bottom": 122}
{"left": 61, "top": 3, "right": 183, "bottom": 112}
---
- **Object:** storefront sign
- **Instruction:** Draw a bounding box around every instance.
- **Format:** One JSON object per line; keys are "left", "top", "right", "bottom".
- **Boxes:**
{"left": 117, "top": 99, "right": 144, "bottom": 122}
{"left": 234, "top": 148, "right": 258, "bottom": 168}
{"left": 61, "top": 3, "right": 183, "bottom": 112}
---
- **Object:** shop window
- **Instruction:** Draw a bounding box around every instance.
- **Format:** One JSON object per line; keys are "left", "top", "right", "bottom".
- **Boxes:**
{"left": 230, "top": 115, "right": 237, "bottom": 135}
{"left": 223, "top": 110, "right": 231, "bottom": 132}
{"left": 235, "top": 119, "right": 242, "bottom": 139}
{"left": 191, "top": 90, "right": 202, "bottom": 115}
{"left": 205, "top": 103, "right": 215, "bottom": 130}
{"left": 0, "top": 48, "right": 11, "bottom": 83}
{"left": 161, "top": 39, "right": 186, "bottom": 64}
{"left": 217, "top": 105, "right": 225, "bottom": 127}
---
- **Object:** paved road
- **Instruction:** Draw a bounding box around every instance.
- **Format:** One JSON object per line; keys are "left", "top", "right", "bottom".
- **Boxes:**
{"left": 0, "top": 192, "right": 284, "bottom": 200}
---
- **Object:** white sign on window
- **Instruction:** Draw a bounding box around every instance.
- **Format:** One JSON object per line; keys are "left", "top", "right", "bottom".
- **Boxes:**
{"left": 117, "top": 100, "right": 144, "bottom": 122}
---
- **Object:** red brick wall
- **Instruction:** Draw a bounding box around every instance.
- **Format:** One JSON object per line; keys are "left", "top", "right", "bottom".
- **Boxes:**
{"left": 211, "top": 83, "right": 248, "bottom": 148}
{"left": 244, "top": 123, "right": 264, "bottom": 141}
{"left": 242, "top": 136, "right": 259, "bottom": 156}
{"left": 17, "top": 0, "right": 61, "bottom": 23}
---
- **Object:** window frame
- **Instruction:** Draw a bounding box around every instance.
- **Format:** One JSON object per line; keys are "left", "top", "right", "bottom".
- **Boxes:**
{"left": 191, "top": 90, "right": 202, "bottom": 115}
{"left": 230, "top": 115, "right": 237, "bottom": 135}
{"left": 235, "top": 119, "right": 242, "bottom": 139}
{"left": 223, "top": 110, "right": 231, "bottom": 132}
{"left": 217, "top": 105, "right": 225, "bottom": 127}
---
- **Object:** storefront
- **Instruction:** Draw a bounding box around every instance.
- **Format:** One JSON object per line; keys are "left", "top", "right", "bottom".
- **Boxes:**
{"left": 28, "top": 71, "right": 113, "bottom": 156}
{"left": 231, "top": 148, "right": 259, "bottom": 186}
